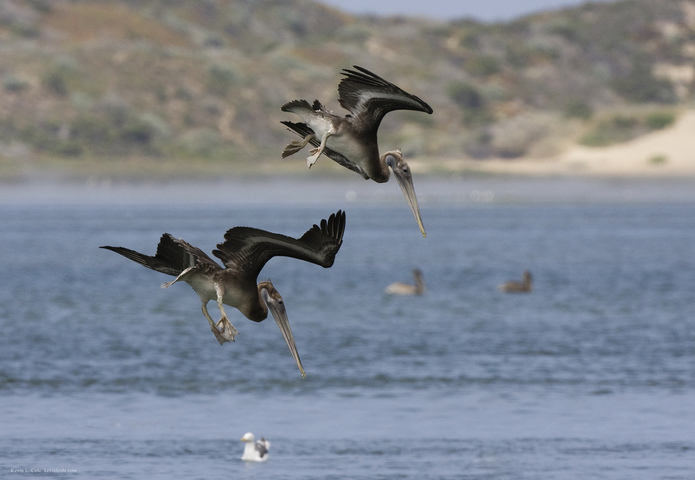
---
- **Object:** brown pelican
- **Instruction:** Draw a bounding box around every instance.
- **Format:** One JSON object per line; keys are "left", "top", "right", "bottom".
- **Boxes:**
{"left": 281, "top": 65, "right": 432, "bottom": 237}
{"left": 100, "top": 210, "right": 346, "bottom": 377}
{"left": 385, "top": 269, "right": 425, "bottom": 296}
{"left": 241, "top": 432, "right": 270, "bottom": 462}
{"left": 498, "top": 270, "right": 533, "bottom": 293}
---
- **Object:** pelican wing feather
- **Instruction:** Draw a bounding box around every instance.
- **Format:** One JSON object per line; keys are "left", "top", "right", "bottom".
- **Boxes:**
{"left": 281, "top": 121, "right": 369, "bottom": 179}
{"left": 337, "top": 66, "right": 433, "bottom": 130}
{"left": 280, "top": 98, "right": 314, "bottom": 115}
{"left": 101, "top": 233, "right": 221, "bottom": 277}
{"left": 212, "top": 211, "right": 345, "bottom": 280}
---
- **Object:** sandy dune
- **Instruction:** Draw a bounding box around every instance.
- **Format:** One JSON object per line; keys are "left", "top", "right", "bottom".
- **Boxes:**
{"left": 425, "top": 110, "right": 695, "bottom": 177}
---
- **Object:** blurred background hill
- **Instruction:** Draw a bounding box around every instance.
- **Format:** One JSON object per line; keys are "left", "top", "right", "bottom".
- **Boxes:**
{"left": 1, "top": 0, "right": 694, "bottom": 180}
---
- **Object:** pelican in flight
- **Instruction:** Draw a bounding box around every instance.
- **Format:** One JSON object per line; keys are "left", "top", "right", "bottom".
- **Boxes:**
{"left": 281, "top": 65, "right": 433, "bottom": 237}
{"left": 241, "top": 432, "right": 270, "bottom": 462}
{"left": 100, "top": 210, "right": 346, "bottom": 377}
{"left": 498, "top": 270, "right": 533, "bottom": 293}
{"left": 385, "top": 269, "right": 425, "bottom": 296}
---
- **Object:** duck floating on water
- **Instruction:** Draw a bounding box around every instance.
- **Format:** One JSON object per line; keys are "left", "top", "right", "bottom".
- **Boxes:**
{"left": 498, "top": 270, "right": 533, "bottom": 293}
{"left": 100, "top": 210, "right": 346, "bottom": 377}
{"left": 385, "top": 269, "right": 425, "bottom": 296}
{"left": 281, "top": 66, "right": 433, "bottom": 237}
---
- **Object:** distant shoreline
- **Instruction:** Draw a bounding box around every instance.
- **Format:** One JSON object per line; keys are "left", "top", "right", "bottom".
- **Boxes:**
{"left": 2, "top": 175, "right": 694, "bottom": 207}
{"left": 3, "top": 111, "right": 694, "bottom": 184}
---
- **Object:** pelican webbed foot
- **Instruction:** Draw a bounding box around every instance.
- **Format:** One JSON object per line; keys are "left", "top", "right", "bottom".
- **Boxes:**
{"left": 307, "top": 148, "right": 322, "bottom": 168}
{"left": 282, "top": 134, "right": 315, "bottom": 158}
{"left": 306, "top": 128, "right": 334, "bottom": 168}
{"left": 212, "top": 316, "right": 240, "bottom": 345}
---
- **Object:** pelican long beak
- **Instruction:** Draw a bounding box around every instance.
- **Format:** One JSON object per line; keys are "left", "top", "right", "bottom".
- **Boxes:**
{"left": 267, "top": 301, "right": 306, "bottom": 378}
{"left": 391, "top": 167, "right": 427, "bottom": 237}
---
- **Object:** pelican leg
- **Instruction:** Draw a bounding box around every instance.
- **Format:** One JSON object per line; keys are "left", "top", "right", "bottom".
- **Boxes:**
{"left": 216, "top": 288, "right": 239, "bottom": 343}
{"left": 307, "top": 127, "right": 334, "bottom": 168}
{"left": 282, "top": 134, "right": 315, "bottom": 158}
{"left": 201, "top": 302, "right": 239, "bottom": 345}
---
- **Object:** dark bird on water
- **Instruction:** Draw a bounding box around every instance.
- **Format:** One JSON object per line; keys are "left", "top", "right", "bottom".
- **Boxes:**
{"left": 281, "top": 66, "right": 433, "bottom": 237}
{"left": 498, "top": 270, "right": 533, "bottom": 293}
{"left": 100, "top": 210, "right": 346, "bottom": 377}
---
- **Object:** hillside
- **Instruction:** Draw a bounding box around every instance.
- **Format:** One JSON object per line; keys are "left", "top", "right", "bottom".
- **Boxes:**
{"left": 1, "top": 0, "right": 694, "bottom": 180}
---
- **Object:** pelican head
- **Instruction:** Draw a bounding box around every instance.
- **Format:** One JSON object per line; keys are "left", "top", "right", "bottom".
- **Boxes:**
{"left": 383, "top": 150, "right": 426, "bottom": 237}
{"left": 258, "top": 280, "right": 305, "bottom": 377}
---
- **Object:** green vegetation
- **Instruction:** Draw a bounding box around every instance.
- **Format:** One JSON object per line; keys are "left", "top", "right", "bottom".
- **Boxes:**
{"left": 3, "top": 75, "right": 30, "bottom": 92}
{"left": 563, "top": 100, "right": 593, "bottom": 120}
{"left": 644, "top": 111, "right": 676, "bottom": 130}
{"left": 466, "top": 54, "right": 501, "bottom": 77}
{"left": 448, "top": 81, "right": 494, "bottom": 125}
{"left": 580, "top": 115, "right": 640, "bottom": 147}
{"left": 648, "top": 154, "right": 668, "bottom": 165}
{"left": 206, "top": 65, "right": 241, "bottom": 96}
{"left": 579, "top": 110, "right": 677, "bottom": 147}
{"left": 611, "top": 58, "right": 676, "bottom": 103}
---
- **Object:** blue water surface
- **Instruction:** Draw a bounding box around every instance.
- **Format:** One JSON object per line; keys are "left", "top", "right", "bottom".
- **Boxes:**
{"left": 1, "top": 177, "right": 694, "bottom": 479}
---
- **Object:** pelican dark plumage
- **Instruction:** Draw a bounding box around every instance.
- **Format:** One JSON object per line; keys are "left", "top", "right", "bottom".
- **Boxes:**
{"left": 281, "top": 66, "right": 433, "bottom": 237}
{"left": 100, "top": 210, "right": 346, "bottom": 377}
{"left": 498, "top": 270, "right": 533, "bottom": 293}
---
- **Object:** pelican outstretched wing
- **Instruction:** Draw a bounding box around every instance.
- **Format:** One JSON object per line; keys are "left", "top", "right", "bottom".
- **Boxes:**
{"left": 281, "top": 121, "right": 369, "bottom": 179}
{"left": 101, "top": 234, "right": 222, "bottom": 277}
{"left": 337, "top": 66, "right": 433, "bottom": 130}
{"left": 212, "top": 211, "right": 346, "bottom": 280}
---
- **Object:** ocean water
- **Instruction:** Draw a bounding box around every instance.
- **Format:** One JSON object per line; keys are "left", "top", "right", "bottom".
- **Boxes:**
{"left": 1, "top": 177, "right": 694, "bottom": 479}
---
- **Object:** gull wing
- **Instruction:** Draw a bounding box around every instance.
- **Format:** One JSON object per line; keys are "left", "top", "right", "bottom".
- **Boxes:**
{"left": 282, "top": 121, "right": 369, "bottom": 179}
{"left": 212, "top": 211, "right": 346, "bottom": 281}
{"left": 256, "top": 440, "right": 269, "bottom": 458}
{"left": 337, "top": 66, "right": 433, "bottom": 131}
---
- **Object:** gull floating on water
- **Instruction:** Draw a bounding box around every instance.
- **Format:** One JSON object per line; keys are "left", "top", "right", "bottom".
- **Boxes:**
{"left": 498, "top": 270, "right": 533, "bottom": 293}
{"left": 241, "top": 432, "right": 270, "bottom": 462}
{"left": 100, "top": 210, "right": 346, "bottom": 377}
{"left": 385, "top": 269, "right": 425, "bottom": 296}
{"left": 281, "top": 65, "right": 432, "bottom": 237}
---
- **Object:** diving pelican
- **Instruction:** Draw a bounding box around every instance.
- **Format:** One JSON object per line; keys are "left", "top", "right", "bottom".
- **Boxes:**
{"left": 385, "top": 269, "right": 425, "bottom": 296}
{"left": 281, "top": 65, "right": 432, "bottom": 237}
{"left": 241, "top": 432, "right": 270, "bottom": 462}
{"left": 100, "top": 210, "right": 346, "bottom": 377}
{"left": 498, "top": 270, "right": 533, "bottom": 293}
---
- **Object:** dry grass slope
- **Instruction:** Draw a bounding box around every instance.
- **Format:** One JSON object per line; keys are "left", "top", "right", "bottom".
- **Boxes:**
{"left": 43, "top": 2, "right": 189, "bottom": 46}
{"left": 0, "top": 0, "right": 694, "bottom": 180}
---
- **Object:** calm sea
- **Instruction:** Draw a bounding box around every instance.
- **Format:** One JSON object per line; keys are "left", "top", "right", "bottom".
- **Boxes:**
{"left": 1, "top": 177, "right": 694, "bottom": 479}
